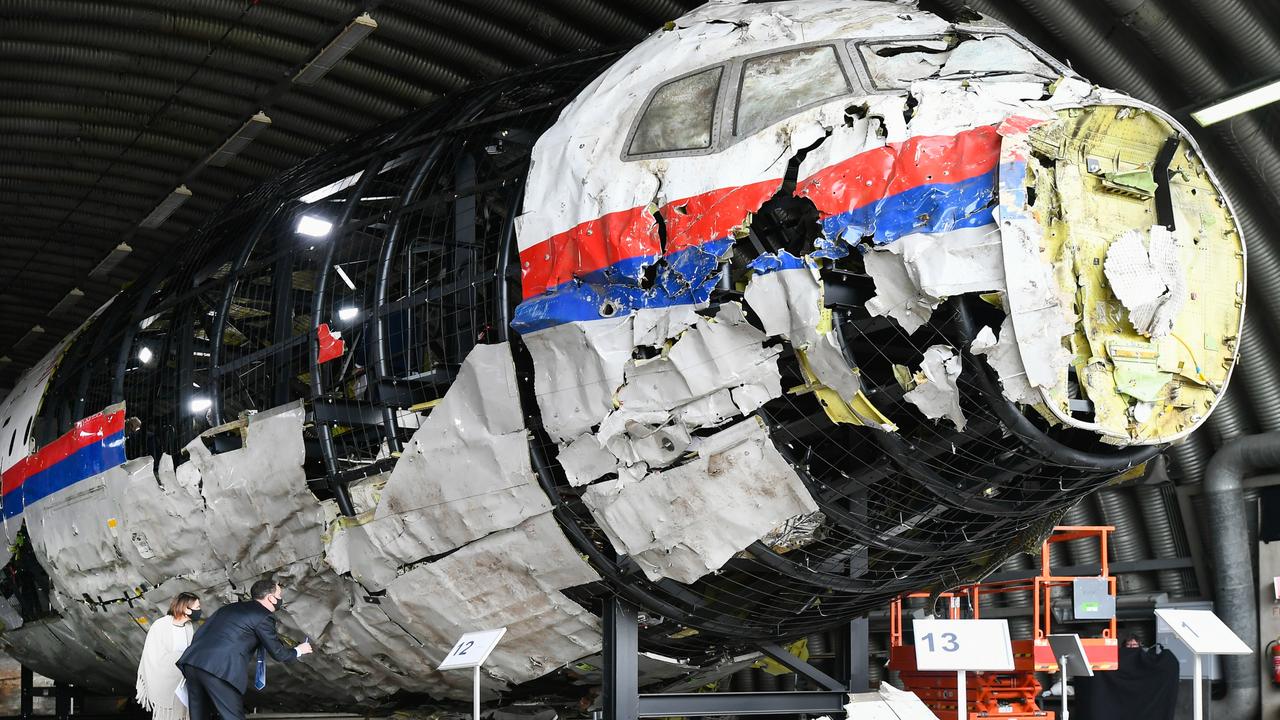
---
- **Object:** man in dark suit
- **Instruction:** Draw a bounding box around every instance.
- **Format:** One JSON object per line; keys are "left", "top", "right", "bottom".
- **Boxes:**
{"left": 177, "top": 579, "right": 313, "bottom": 720}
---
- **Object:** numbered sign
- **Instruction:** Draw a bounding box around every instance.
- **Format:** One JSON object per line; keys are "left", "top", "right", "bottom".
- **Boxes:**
{"left": 438, "top": 627, "right": 507, "bottom": 670}
{"left": 911, "top": 619, "right": 1014, "bottom": 671}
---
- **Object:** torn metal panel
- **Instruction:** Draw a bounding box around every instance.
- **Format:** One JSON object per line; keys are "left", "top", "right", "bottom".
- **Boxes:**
{"left": 970, "top": 317, "right": 1040, "bottom": 406}
{"left": 522, "top": 316, "right": 635, "bottom": 443}
{"left": 615, "top": 303, "right": 782, "bottom": 417}
{"left": 372, "top": 342, "right": 550, "bottom": 556}
{"left": 182, "top": 401, "right": 325, "bottom": 583}
{"left": 902, "top": 345, "right": 966, "bottom": 431}
{"left": 1103, "top": 227, "right": 1187, "bottom": 339}
{"left": 380, "top": 513, "right": 602, "bottom": 688}
{"left": 581, "top": 417, "right": 818, "bottom": 584}
{"left": 995, "top": 116, "right": 1075, "bottom": 398}
{"left": 557, "top": 434, "right": 618, "bottom": 487}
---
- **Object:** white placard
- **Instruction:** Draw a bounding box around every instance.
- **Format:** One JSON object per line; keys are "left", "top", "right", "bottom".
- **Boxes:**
{"left": 1154, "top": 609, "right": 1251, "bottom": 655}
{"left": 438, "top": 627, "right": 507, "bottom": 670}
{"left": 911, "top": 619, "right": 1014, "bottom": 671}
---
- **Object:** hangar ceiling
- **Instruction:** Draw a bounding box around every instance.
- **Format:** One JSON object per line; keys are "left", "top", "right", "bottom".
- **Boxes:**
{"left": 2, "top": 0, "right": 1280, "bottom": 481}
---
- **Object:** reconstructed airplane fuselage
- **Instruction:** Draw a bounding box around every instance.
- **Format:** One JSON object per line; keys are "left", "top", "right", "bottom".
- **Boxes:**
{"left": 0, "top": 0, "right": 1244, "bottom": 710}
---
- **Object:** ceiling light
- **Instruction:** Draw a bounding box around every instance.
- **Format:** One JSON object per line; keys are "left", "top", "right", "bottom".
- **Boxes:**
{"left": 48, "top": 287, "right": 85, "bottom": 317}
{"left": 140, "top": 185, "right": 193, "bottom": 229}
{"left": 89, "top": 242, "right": 133, "bottom": 279}
{"left": 300, "top": 171, "right": 363, "bottom": 204}
{"left": 335, "top": 265, "right": 356, "bottom": 290}
{"left": 294, "top": 13, "right": 378, "bottom": 86}
{"left": 189, "top": 396, "right": 212, "bottom": 414}
{"left": 13, "top": 325, "right": 45, "bottom": 349}
{"left": 138, "top": 346, "right": 154, "bottom": 364}
{"left": 1192, "top": 78, "right": 1280, "bottom": 126}
{"left": 296, "top": 215, "right": 334, "bottom": 238}
{"left": 207, "top": 112, "right": 272, "bottom": 167}
{"left": 337, "top": 306, "right": 360, "bottom": 321}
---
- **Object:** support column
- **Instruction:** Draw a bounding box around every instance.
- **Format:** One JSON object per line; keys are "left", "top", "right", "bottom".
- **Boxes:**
{"left": 603, "top": 598, "right": 639, "bottom": 720}
{"left": 20, "top": 666, "right": 32, "bottom": 720}
{"left": 835, "top": 618, "right": 871, "bottom": 692}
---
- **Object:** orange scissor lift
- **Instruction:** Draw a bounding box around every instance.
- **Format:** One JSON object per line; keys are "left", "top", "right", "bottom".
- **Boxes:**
{"left": 887, "top": 526, "right": 1121, "bottom": 720}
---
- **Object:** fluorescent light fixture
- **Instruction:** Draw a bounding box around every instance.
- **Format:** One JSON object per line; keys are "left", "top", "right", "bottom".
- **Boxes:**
{"left": 189, "top": 396, "right": 212, "bottom": 414}
{"left": 207, "top": 112, "right": 272, "bottom": 167}
{"left": 337, "top": 306, "right": 360, "bottom": 321}
{"left": 48, "top": 287, "right": 85, "bottom": 317}
{"left": 300, "top": 171, "right": 363, "bottom": 204}
{"left": 296, "top": 215, "right": 333, "bottom": 238}
{"left": 294, "top": 13, "right": 377, "bottom": 86}
{"left": 335, "top": 264, "right": 356, "bottom": 290}
{"left": 1193, "top": 78, "right": 1280, "bottom": 126}
{"left": 138, "top": 346, "right": 154, "bottom": 364}
{"left": 89, "top": 242, "right": 133, "bottom": 279}
{"left": 140, "top": 185, "right": 193, "bottom": 229}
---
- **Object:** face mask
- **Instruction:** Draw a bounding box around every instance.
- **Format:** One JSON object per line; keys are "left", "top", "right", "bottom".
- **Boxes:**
{"left": 271, "top": 596, "right": 285, "bottom": 612}
{"left": 189, "top": 609, "right": 203, "bottom": 622}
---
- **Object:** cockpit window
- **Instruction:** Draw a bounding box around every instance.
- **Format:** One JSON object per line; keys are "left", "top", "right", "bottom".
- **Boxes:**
{"left": 855, "top": 34, "right": 1057, "bottom": 90}
{"left": 629, "top": 66, "right": 723, "bottom": 156}
{"left": 736, "top": 45, "right": 851, "bottom": 137}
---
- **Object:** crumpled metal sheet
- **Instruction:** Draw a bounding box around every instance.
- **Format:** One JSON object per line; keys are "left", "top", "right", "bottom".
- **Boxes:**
{"left": 1103, "top": 226, "right": 1187, "bottom": 339}
{"left": 380, "top": 512, "right": 602, "bottom": 688}
{"left": 523, "top": 316, "right": 634, "bottom": 443}
{"left": 741, "top": 265, "right": 862, "bottom": 406}
{"left": 614, "top": 302, "right": 781, "bottom": 422}
{"left": 182, "top": 402, "right": 325, "bottom": 584}
{"left": 995, "top": 115, "right": 1075, "bottom": 397}
{"left": 970, "top": 317, "right": 1039, "bottom": 405}
{"left": 889, "top": 226, "right": 1004, "bottom": 295}
{"left": 581, "top": 417, "right": 818, "bottom": 584}
{"left": 329, "top": 343, "right": 554, "bottom": 590}
{"left": 372, "top": 343, "right": 550, "bottom": 556}
{"left": 902, "top": 345, "right": 967, "bottom": 431}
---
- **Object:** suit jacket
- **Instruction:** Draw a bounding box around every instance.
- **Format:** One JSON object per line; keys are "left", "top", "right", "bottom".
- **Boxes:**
{"left": 176, "top": 601, "right": 298, "bottom": 692}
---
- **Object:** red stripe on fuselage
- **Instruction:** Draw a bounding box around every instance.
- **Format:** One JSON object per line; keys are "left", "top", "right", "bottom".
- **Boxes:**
{"left": 796, "top": 125, "right": 1001, "bottom": 217}
{"left": 1, "top": 408, "right": 125, "bottom": 495}
{"left": 519, "top": 125, "right": 1002, "bottom": 300}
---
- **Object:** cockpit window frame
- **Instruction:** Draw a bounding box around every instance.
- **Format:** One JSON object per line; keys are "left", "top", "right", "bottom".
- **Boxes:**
{"left": 732, "top": 41, "right": 857, "bottom": 138}
{"left": 850, "top": 29, "right": 1071, "bottom": 93}
{"left": 622, "top": 64, "right": 732, "bottom": 161}
{"left": 622, "top": 40, "right": 870, "bottom": 162}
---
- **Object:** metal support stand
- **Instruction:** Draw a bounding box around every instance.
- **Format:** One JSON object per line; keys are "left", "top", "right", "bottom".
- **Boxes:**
{"left": 1058, "top": 655, "right": 1069, "bottom": 720}
{"left": 53, "top": 682, "right": 69, "bottom": 720}
{"left": 473, "top": 665, "right": 481, "bottom": 720}
{"left": 834, "top": 617, "right": 870, "bottom": 692}
{"left": 603, "top": 598, "right": 639, "bottom": 720}
{"left": 1192, "top": 654, "right": 1202, "bottom": 720}
{"left": 19, "top": 667, "right": 75, "bottom": 720}
{"left": 20, "top": 667, "right": 32, "bottom": 720}
{"left": 599, "top": 598, "right": 861, "bottom": 719}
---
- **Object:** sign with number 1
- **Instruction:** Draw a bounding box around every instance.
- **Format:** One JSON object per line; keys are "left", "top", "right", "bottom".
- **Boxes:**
{"left": 911, "top": 619, "right": 1014, "bottom": 671}
{"left": 438, "top": 627, "right": 507, "bottom": 670}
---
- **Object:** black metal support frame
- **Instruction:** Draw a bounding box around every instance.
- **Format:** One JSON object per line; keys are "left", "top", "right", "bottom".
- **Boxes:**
{"left": 600, "top": 598, "right": 866, "bottom": 720}
{"left": 20, "top": 666, "right": 76, "bottom": 720}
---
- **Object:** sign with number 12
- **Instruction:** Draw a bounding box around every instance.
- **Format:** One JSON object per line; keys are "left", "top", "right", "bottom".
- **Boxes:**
{"left": 438, "top": 627, "right": 508, "bottom": 670}
{"left": 911, "top": 619, "right": 1014, "bottom": 671}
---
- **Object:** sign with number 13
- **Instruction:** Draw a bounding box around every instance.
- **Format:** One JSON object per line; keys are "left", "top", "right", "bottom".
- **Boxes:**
{"left": 911, "top": 619, "right": 1014, "bottom": 671}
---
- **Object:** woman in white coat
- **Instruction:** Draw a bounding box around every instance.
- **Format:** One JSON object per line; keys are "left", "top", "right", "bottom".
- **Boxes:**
{"left": 136, "top": 593, "right": 201, "bottom": 720}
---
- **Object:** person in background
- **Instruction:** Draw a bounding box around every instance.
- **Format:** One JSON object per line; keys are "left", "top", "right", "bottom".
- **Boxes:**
{"left": 136, "top": 592, "right": 202, "bottom": 720}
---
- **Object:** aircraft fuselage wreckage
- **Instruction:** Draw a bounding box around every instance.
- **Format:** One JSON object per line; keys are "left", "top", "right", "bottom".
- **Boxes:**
{"left": 0, "top": 0, "right": 1244, "bottom": 710}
